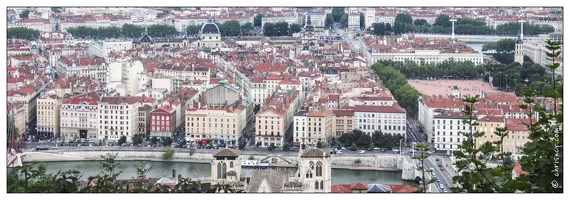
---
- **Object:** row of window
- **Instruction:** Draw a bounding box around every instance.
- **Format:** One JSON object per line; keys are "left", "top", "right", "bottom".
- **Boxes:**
{"left": 358, "top": 124, "right": 405, "bottom": 131}
{"left": 356, "top": 113, "right": 405, "bottom": 118}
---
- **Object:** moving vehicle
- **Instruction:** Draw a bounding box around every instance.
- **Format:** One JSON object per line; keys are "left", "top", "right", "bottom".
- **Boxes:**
{"left": 36, "top": 145, "right": 49, "bottom": 151}
{"left": 241, "top": 160, "right": 270, "bottom": 168}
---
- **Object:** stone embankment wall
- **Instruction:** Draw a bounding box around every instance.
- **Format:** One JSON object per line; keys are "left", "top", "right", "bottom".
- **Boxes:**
{"left": 21, "top": 150, "right": 405, "bottom": 172}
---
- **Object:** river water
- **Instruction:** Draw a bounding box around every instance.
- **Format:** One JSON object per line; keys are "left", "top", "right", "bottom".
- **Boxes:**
{"left": 29, "top": 161, "right": 414, "bottom": 185}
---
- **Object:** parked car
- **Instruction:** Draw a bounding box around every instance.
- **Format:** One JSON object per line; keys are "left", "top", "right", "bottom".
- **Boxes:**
{"left": 358, "top": 150, "right": 366, "bottom": 154}
{"left": 436, "top": 158, "right": 440, "bottom": 161}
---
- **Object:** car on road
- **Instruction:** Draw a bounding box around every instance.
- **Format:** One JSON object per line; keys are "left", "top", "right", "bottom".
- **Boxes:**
{"left": 436, "top": 158, "right": 440, "bottom": 161}
{"left": 373, "top": 147, "right": 380, "bottom": 150}
{"left": 341, "top": 147, "right": 346, "bottom": 150}
{"left": 439, "top": 183, "right": 444, "bottom": 189}
{"left": 443, "top": 188, "right": 448, "bottom": 193}
{"left": 358, "top": 150, "right": 366, "bottom": 154}
{"left": 380, "top": 148, "right": 386, "bottom": 153}
{"left": 436, "top": 178, "right": 441, "bottom": 183}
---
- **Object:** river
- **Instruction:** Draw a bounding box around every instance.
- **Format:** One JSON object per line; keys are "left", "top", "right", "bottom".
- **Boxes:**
{"left": 465, "top": 43, "right": 483, "bottom": 53}
{"left": 28, "top": 161, "right": 414, "bottom": 185}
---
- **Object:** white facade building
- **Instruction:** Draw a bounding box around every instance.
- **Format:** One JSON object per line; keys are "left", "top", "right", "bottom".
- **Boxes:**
{"left": 353, "top": 105, "right": 407, "bottom": 137}
{"left": 433, "top": 111, "right": 472, "bottom": 154}
{"left": 97, "top": 96, "right": 138, "bottom": 142}
{"left": 106, "top": 59, "right": 145, "bottom": 96}
{"left": 60, "top": 94, "right": 99, "bottom": 141}
{"left": 89, "top": 39, "right": 133, "bottom": 59}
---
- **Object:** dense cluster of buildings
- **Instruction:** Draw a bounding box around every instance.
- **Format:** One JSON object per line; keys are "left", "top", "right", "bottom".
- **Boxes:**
{"left": 6, "top": 6, "right": 563, "bottom": 165}
{"left": 417, "top": 91, "right": 561, "bottom": 160}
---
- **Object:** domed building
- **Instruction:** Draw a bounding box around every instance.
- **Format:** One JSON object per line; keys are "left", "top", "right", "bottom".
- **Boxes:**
{"left": 134, "top": 26, "right": 191, "bottom": 48}
{"left": 198, "top": 18, "right": 222, "bottom": 49}
{"left": 137, "top": 27, "right": 155, "bottom": 47}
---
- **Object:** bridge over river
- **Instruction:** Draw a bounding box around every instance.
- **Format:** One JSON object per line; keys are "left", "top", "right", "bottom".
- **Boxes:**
{"left": 412, "top": 33, "right": 543, "bottom": 43}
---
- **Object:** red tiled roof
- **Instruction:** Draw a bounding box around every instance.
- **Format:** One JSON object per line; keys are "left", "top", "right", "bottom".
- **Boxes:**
{"left": 354, "top": 105, "right": 406, "bottom": 113}
{"left": 350, "top": 182, "right": 368, "bottom": 190}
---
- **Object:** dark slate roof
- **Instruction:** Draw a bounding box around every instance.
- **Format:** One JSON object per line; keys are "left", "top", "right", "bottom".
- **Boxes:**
{"left": 226, "top": 170, "right": 237, "bottom": 176}
{"left": 212, "top": 148, "right": 241, "bottom": 157}
{"left": 139, "top": 34, "right": 154, "bottom": 44}
{"left": 301, "top": 148, "right": 330, "bottom": 158}
{"left": 201, "top": 23, "right": 220, "bottom": 34}
{"left": 247, "top": 169, "right": 288, "bottom": 193}
{"left": 367, "top": 183, "right": 391, "bottom": 193}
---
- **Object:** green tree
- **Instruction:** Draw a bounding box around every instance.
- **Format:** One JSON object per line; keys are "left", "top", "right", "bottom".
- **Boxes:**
{"left": 8, "top": 27, "right": 40, "bottom": 39}
{"left": 185, "top": 24, "right": 203, "bottom": 35}
{"left": 19, "top": 10, "right": 30, "bottom": 19}
{"left": 188, "top": 147, "right": 196, "bottom": 156}
{"left": 238, "top": 139, "right": 247, "bottom": 150}
{"left": 122, "top": 24, "right": 145, "bottom": 38}
{"left": 263, "top": 22, "right": 275, "bottom": 36}
{"left": 451, "top": 95, "right": 521, "bottom": 192}
{"left": 336, "top": 142, "right": 342, "bottom": 150}
{"left": 316, "top": 141, "right": 323, "bottom": 148}
{"left": 288, "top": 23, "right": 301, "bottom": 36}
{"left": 132, "top": 134, "right": 144, "bottom": 145}
{"left": 412, "top": 143, "right": 435, "bottom": 193}
{"left": 162, "top": 137, "right": 173, "bottom": 147}
{"left": 118, "top": 136, "right": 127, "bottom": 146}
{"left": 414, "top": 19, "right": 429, "bottom": 26}
{"left": 516, "top": 40, "right": 563, "bottom": 193}
{"left": 150, "top": 137, "right": 158, "bottom": 146}
{"left": 282, "top": 142, "right": 291, "bottom": 151}
{"left": 208, "top": 141, "right": 214, "bottom": 149}
{"left": 331, "top": 7, "right": 345, "bottom": 22}
{"left": 163, "top": 147, "right": 175, "bottom": 160}
{"left": 433, "top": 14, "right": 451, "bottom": 28}
{"left": 359, "top": 12, "right": 365, "bottom": 30}
{"left": 368, "top": 143, "right": 375, "bottom": 151}
{"left": 325, "top": 14, "right": 334, "bottom": 28}
{"left": 254, "top": 13, "right": 262, "bottom": 27}
{"left": 240, "top": 22, "right": 254, "bottom": 35}
{"left": 356, "top": 133, "right": 371, "bottom": 147}
{"left": 351, "top": 143, "right": 358, "bottom": 151}
{"left": 339, "top": 13, "right": 348, "bottom": 28}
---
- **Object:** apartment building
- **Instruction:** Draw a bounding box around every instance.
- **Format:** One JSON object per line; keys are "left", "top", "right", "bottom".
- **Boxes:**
{"left": 253, "top": 89, "right": 298, "bottom": 147}
{"left": 8, "top": 103, "right": 27, "bottom": 140}
{"left": 475, "top": 115, "right": 505, "bottom": 150}
{"left": 418, "top": 95, "right": 464, "bottom": 144}
{"left": 294, "top": 107, "right": 334, "bottom": 148}
{"left": 97, "top": 96, "right": 139, "bottom": 142}
{"left": 9, "top": 18, "right": 52, "bottom": 32}
{"left": 7, "top": 87, "right": 39, "bottom": 137}
{"left": 149, "top": 106, "right": 177, "bottom": 138}
{"left": 504, "top": 118, "right": 532, "bottom": 160}
{"left": 57, "top": 55, "right": 108, "bottom": 87}
{"left": 433, "top": 110, "right": 472, "bottom": 154}
{"left": 353, "top": 105, "right": 407, "bottom": 137}
{"left": 348, "top": 13, "right": 360, "bottom": 31}
{"left": 89, "top": 38, "right": 133, "bottom": 58}
{"left": 106, "top": 58, "right": 145, "bottom": 96}
{"left": 60, "top": 93, "right": 99, "bottom": 141}
{"left": 185, "top": 84, "right": 251, "bottom": 146}
{"left": 36, "top": 94, "right": 61, "bottom": 139}
{"left": 137, "top": 104, "right": 152, "bottom": 137}
{"left": 332, "top": 109, "right": 354, "bottom": 137}
{"left": 185, "top": 105, "right": 246, "bottom": 146}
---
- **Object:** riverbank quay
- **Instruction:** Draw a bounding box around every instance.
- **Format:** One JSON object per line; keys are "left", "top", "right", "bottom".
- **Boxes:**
{"left": 20, "top": 147, "right": 405, "bottom": 172}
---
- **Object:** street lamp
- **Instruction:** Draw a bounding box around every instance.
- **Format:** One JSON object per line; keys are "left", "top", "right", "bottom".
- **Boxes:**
{"left": 399, "top": 139, "right": 403, "bottom": 155}
{"left": 499, "top": 72, "right": 502, "bottom": 91}
{"left": 505, "top": 74, "right": 509, "bottom": 92}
